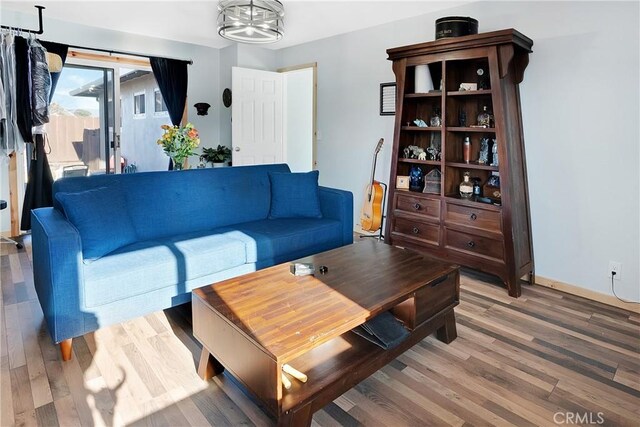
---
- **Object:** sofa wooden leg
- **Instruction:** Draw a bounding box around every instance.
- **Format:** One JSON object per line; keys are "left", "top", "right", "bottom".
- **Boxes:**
{"left": 60, "top": 339, "right": 73, "bottom": 361}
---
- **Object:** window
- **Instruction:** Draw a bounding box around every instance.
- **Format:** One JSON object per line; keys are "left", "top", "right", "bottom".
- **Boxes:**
{"left": 154, "top": 89, "right": 168, "bottom": 113}
{"left": 134, "top": 92, "right": 145, "bottom": 116}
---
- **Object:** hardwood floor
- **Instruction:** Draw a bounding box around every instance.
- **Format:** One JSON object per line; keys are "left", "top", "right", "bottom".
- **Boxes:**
{"left": 1, "top": 238, "right": 638, "bottom": 426}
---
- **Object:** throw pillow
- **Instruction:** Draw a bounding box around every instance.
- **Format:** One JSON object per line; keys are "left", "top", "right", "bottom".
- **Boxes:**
{"left": 268, "top": 170, "right": 323, "bottom": 219}
{"left": 56, "top": 184, "right": 138, "bottom": 262}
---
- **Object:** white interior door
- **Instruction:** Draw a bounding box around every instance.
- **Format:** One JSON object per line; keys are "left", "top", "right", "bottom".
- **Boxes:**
{"left": 232, "top": 67, "right": 283, "bottom": 166}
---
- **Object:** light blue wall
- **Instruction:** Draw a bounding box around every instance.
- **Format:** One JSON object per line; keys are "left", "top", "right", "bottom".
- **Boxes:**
{"left": 275, "top": 1, "right": 640, "bottom": 301}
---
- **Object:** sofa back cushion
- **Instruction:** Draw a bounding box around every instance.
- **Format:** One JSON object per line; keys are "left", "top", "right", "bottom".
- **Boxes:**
{"left": 55, "top": 184, "right": 138, "bottom": 262}
{"left": 53, "top": 163, "right": 291, "bottom": 241}
{"left": 268, "top": 170, "right": 322, "bottom": 219}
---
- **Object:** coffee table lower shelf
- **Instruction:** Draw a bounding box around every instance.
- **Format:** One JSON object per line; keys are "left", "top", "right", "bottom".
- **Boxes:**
{"left": 196, "top": 304, "right": 457, "bottom": 427}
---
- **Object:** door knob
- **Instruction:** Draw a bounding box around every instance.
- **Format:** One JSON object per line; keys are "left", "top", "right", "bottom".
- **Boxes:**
{"left": 234, "top": 147, "right": 240, "bottom": 152}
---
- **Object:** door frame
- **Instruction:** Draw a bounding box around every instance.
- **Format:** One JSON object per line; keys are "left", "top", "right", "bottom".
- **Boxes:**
{"left": 277, "top": 62, "right": 318, "bottom": 170}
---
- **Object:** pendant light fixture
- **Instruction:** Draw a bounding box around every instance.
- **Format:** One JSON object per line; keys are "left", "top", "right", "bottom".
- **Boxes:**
{"left": 217, "top": 0, "right": 285, "bottom": 44}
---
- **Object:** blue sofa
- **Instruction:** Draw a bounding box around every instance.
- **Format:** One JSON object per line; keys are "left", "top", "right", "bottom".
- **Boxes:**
{"left": 31, "top": 164, "right": 353, "bottom": 360}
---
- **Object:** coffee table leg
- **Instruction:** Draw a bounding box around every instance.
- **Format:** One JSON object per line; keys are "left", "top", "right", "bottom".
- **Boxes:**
{"left": 198, "top": 347, "right": 225, "bottom": 380}
{"left": 436, "top": 310, "right": 457, "bottom": 344}
{"left": 278, "top": 403, "right": 312, "bottom": 427}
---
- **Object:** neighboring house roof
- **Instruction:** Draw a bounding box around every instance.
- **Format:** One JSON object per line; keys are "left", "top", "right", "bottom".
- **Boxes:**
{"left": 70, "top": 70, "right": 151, "bottom": 97}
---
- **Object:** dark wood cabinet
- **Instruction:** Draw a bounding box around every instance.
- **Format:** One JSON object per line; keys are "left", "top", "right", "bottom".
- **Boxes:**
{"left": 384, "top": 29, "right": 534, "bottom": 297}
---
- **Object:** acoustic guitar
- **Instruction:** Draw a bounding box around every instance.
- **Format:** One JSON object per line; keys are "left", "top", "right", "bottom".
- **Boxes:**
{"left": 360, "top": 138, "right": 384, "bottom": 232}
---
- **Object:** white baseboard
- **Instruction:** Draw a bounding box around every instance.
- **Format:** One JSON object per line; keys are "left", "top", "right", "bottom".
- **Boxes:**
{"left": 531, "top": 275, "right": 640, "bottom": 315}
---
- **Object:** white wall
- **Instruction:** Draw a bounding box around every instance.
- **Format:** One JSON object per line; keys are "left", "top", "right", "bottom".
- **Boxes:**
{"left": 0, "top": 9, "right": 221, "bottom": 231}
{"left": 277, "top": 1, "right": 640, "bottom": 301}
{"left": 284, "top": 68, "right": 314, "bottom": 172}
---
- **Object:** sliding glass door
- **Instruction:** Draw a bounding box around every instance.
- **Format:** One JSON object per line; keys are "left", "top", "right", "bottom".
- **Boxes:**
{"left": 47, "top": 58, "right": 171, "bottom": 179}
{"left": 48, "top": 64, "right": 118, "bottom": 177}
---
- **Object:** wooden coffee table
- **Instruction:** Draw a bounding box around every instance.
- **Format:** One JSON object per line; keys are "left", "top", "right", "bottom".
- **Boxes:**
{"left": 192, "top": 240, "right": 459, "bottom": 426}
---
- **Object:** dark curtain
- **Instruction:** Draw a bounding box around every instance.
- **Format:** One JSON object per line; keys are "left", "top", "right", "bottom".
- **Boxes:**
{"left": 14, "top": 36, "right": 32, "bottom": 144}
{"left": 20, "top": 41, "right": 69, "bottom": 231}
{"left": 149, "top": 57, "right": 188, "bottom": 171}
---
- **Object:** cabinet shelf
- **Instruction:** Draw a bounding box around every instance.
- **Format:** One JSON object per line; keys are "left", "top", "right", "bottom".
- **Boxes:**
{"left": 401, "top": 126, "right": 442, "bottom": 132}
{"left": 447, "top": 127, "right": 496, "bottom": 133}
{"left": 404, "top": 92, "right": 442, "bottom": 98}
{"left": 399, "top": 159, "right": 441, "bottom": 166}
{"left": 446, "top": 90, "right": 492, "bottom": 96}
{"left": 446, "top": 162, "right": 498, "bottom": 171}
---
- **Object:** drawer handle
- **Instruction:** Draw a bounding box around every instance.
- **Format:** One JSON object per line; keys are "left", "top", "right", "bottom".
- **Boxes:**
{"left": 414, "top": 203, "right": 421, "bottom": 210}
{"left": 470, "top": 213, "right": 477, "bottom": 220}
{"left": 412, "top": 227, "right": 420, "bottom": 235}
{"left": 467, "top": 241, "right": 475, "bottom": 248}
{"left": 429, "top": 274, "right": 449, "bottom": 288}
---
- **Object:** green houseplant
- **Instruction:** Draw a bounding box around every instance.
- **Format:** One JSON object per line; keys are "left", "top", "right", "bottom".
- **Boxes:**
{"left": 200, "top": 145, "right": 232, "bottom": 167}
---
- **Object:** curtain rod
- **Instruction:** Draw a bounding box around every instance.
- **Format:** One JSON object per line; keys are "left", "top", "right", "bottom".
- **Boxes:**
{"left": 58, "top": 43, "right": 193, "bottom": 65}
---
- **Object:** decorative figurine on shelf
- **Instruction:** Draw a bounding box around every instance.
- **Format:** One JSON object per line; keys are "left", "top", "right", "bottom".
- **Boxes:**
{"left": 403, "top": 146, "right": 411, "bottom": 158}
{"left": 477, "top": 105, "right": 493, "bottom": 127}
{"left": 406, "top": 145, "right": 425, "bottom": 159}
{"left": 491, "top": 139, "right": 499, "bottom": 167}
{"left": 426, "top": 146, "right": 438, "bottom": 161}
{"left": 477, "top": 67, "right": 489, "bottom": 90}
{"left": 463, "top": 136, "right": 471, "bottom": 163}
{"left": 459, "top": 172, "right": 473, "bottom": 198}
{"left": 409, "top": 166, "right": 425, "bottom": 192}
{"left": 458, "top": 109, "right": 467, "bottom": 127}
{"left": 418, "top": 151, "right": 427, "bottom": 160}
{"left": 413, "top": 118, "right": 428, "bottom": 127}
{"left": 428, "top": 133, "right": 441, "bottom": 160}
{"left": 430, "top": 108, "right": 442, "bottom": 127}
{"left": 478, "top": 137, "right": 490, "bottom": 164}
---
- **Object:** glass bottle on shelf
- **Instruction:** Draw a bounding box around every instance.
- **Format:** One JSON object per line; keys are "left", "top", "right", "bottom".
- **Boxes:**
{"left": 430, "top": 108, "right": 442, "bottom": 127}
{"left": 477, "top": 106, "right": 493, "bottom": 128}
{"left": 472, "top": 177, "right": 482, "bottom": 196}
{"left": 491, "top": 139, "right": 499, "bottom": 167}
{"left": 459, "top": 172, "right": 473, "bottom": 198}
{"left": 463, "top": 136, "right": 471, "bottom": 163}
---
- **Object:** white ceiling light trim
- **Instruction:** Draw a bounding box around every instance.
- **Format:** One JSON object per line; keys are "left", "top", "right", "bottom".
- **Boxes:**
{"left": 217, "top": 0, "right": 285, "bottom": 44}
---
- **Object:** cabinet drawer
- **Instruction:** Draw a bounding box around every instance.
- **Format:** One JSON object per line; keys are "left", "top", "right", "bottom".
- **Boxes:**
{"left": 393, "top": 218, "right": 440, "bottom": 246}
{"left": 397, "top": 194, "right": 440, "bottom": 220}
{"left": 392, "top": 271, "right": 457, "bottom": 329}
{"left": 446, "top": 202, "right": 501, "bottom": 232}
{"left": 445, "top": 228, "right": 504, "bottom": 261}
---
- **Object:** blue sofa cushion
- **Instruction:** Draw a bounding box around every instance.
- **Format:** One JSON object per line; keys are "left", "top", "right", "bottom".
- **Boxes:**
{"left": 55, "top": 185, "right": 137, "bottom": 262}
{"left": 216, "top": 218, "right": 343, "bottom": 263}
{"left": 268, "top": 171, "right": 322, "bottom": 219}
{"left": 83, "top": 231, "right": 247, "bottom": 308}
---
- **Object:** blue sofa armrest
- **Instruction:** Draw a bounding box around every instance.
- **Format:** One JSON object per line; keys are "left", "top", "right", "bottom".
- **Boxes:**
{"left": 318, "top": 186, "right": 353, "bottom": 246}
{"left": 31, "top": 208, "right": 86, "bottom": 343}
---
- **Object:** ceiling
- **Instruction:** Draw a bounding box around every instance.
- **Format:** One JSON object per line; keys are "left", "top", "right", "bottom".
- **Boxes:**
{"left": 2, "top": 1, "right": 469, "bottom": 50}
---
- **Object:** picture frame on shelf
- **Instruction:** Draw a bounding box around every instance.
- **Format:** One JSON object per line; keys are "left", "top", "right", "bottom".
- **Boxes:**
{"left": 396, "top": 175, "right": 409, "bottom": 189}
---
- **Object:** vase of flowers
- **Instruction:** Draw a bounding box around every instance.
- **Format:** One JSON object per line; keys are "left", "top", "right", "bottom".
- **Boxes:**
{"left": 157, "top": 123, "right": 201, "bottom": 170}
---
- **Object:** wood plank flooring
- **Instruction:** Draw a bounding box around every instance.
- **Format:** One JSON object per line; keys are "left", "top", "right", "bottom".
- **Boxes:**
{"left": 1, "top": 237, "right": 638, "bottom": 426}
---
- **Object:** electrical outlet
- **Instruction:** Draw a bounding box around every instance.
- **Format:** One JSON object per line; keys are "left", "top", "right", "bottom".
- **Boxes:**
{"left": 608, "top": 261, "right": 622, "bottom": 280}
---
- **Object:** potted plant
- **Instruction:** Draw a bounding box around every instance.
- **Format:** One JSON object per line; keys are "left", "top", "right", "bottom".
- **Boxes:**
{"left": 200, "top": 145, "right": 232, "bottom": 168}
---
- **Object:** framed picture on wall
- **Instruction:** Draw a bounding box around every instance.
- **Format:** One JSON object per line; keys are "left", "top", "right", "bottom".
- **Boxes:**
{"left": 380, "top": 82, "right": 396, "bottom": 116}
